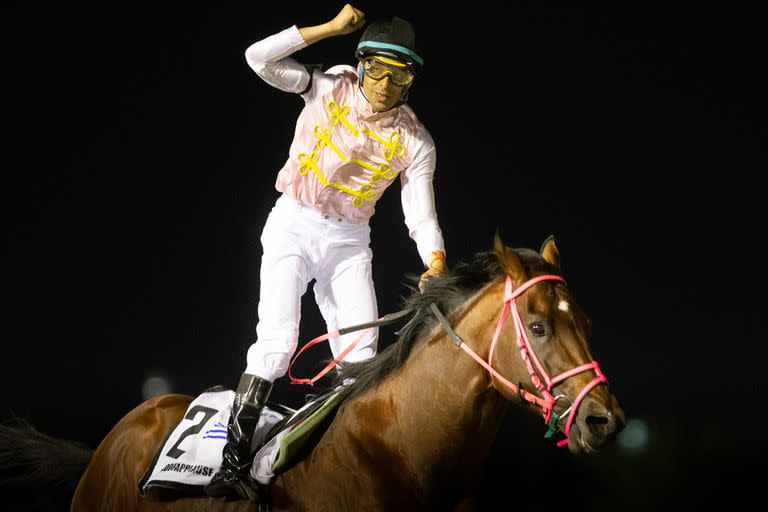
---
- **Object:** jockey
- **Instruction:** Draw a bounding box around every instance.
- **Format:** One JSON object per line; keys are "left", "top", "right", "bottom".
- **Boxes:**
{"left": 205, "top": 5, "right": 447, "bottom": 500}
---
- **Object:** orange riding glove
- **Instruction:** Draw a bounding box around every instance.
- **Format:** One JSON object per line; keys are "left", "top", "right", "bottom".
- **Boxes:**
{"left": 419, "top": 251, "right": 447, "bottom": 293}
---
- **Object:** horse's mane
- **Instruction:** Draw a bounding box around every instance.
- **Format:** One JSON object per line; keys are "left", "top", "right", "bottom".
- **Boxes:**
{"left": 332, "top": 247, "right": 546, "bottom": 401}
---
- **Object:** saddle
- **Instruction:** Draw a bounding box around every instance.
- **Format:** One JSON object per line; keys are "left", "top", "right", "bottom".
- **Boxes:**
{"left": 138, "top": 385, "right": 347, "bottom": 505}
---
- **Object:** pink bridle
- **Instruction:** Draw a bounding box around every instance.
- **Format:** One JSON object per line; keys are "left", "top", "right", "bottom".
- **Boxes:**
{"left": 457, "top": 274, "right": 608, "bottom": 447}
{"left": 288, "top": 271, "right": 608, "bottom": 447}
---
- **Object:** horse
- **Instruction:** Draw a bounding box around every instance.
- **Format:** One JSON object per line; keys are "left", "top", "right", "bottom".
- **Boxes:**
{"left": 57, "top": 234, "right": 623, "bottom": 511}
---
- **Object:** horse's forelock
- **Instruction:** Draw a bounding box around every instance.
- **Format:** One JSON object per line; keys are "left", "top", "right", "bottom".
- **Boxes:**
{"left": 514, "top": 248, "right": 552, "bottom": 276}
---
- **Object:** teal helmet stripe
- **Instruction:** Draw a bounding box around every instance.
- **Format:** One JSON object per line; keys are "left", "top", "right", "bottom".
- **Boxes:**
{"left": 357, "top": 41, "right": 424, "bottom": 66}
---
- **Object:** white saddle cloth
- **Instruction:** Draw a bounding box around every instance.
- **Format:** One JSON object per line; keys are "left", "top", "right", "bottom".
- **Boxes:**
{"left": 138, "top": 389, "right": 287, "bottom": 495}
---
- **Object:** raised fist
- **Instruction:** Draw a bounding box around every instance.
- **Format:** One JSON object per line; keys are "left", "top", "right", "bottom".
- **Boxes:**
{"left": 329, "top": 4, "right": 366, "bottom": 35}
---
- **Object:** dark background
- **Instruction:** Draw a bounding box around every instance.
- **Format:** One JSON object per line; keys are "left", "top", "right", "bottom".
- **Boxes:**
{"left": 4, "top": 2, "right": 763, "bottom": 510}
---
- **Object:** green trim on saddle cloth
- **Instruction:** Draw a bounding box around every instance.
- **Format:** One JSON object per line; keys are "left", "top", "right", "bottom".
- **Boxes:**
{"left": 271, "top": 391, "right": 345, "bottom": 473}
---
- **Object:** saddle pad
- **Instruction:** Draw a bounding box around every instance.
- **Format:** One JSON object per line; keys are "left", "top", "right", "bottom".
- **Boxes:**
{"left": 251, "top": 389, "right": 345, "bottom": 484}
{"left": 273, "top": 390, "right": 345, "bottom": 472}
{"left": 138, "top": 388, "right": 286, "bottom": 499}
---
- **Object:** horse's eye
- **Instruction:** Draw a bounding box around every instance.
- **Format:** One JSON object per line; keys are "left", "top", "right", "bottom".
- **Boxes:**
{"left": 530, "top": 322, "right": 546, "bottom": 337}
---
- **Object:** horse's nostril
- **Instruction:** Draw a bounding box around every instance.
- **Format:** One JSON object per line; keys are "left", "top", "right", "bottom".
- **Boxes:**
{"left": 585, "top": 413, "right": 618, "bottom": 439}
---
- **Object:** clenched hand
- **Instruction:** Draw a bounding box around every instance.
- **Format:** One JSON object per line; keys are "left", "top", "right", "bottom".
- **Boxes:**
{"left": 329, "top": 4, "right": 366, "bottom": 36}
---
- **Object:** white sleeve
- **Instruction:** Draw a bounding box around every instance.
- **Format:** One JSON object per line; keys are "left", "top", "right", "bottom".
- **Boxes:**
{"left": 400, "top": 128, "right": 446, "bottom": 267}
{"left": 244, "top": 25, "right": 311, "bottom": 94}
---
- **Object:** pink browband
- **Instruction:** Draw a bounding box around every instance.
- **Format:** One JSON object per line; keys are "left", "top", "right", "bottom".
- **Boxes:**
{"left": 464, "top": 274, "right": 608, "bottom": 446}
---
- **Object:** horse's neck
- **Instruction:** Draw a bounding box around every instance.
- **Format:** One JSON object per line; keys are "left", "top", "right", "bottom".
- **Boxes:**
{"left": 363, "top": 284, "right": 510, "bottom": 484}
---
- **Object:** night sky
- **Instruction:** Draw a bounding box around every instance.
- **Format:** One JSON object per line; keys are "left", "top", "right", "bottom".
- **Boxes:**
{"left": 4, "top": 2, "right": 762, "bottom": 509}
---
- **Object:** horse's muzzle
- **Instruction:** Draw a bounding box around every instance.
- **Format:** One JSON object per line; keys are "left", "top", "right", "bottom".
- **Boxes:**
{"left": 569, "top": 394, "right": 625, "bottom": 454}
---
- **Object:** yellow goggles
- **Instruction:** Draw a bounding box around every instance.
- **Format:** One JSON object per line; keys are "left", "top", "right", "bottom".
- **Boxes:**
{"left": 362, "top": 57, "right": 415, "bottom": 87}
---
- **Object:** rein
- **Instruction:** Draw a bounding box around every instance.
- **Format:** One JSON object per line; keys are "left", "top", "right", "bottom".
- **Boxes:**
{"left": 288, "top": 274, "right": 608, "bottom": 447}
{"left": 287, "top": 308, "right": 418, "bottom": 386}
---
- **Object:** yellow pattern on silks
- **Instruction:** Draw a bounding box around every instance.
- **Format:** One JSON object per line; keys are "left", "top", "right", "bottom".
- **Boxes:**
{"left": 326, "top": 102, "right": 360, "bottom": 137}
{"left": 347, "top": 184, "right": 377, "bottom": 206}
{"left": 362, "top": 127, "right": 406, "bottom": 161}
{"left": 297, "top": 151, "right": 320, "bottom": 176}
{"left": 297, "top": 150, "right": 379, "bottom": 206}
{"left": 296, "top": 105, "right": 407, "bottom": 207}
{"left": 313, "top": 126, "right": 347, "bottom": 162}
{"left": 349, "top": 159, "right": 397, "bottom": 183}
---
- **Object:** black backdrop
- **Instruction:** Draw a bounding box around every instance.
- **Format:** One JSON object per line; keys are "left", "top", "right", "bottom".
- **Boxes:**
{"left": 4, "top": 2, "right": 762, "bottom": 510}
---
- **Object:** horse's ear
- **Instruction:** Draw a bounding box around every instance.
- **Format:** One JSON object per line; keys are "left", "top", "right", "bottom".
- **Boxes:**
{"left": 494, "top": 231, "right": 525, "bottom": 281}
{"left": 540, "top": 235, "right": 561, "bottom": 273}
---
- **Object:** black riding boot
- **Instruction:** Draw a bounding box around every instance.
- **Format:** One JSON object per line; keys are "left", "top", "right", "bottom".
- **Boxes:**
{"left": 204, "top": 373, "right": 272, "bottom": 500}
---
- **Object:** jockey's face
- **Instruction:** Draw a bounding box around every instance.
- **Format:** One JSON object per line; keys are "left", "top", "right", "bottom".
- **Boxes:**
{"left": 362, "top": 73, "right": 404, "bottom": 112}
{"left": 360, "top": 57, "right": 411, "bottom": 112}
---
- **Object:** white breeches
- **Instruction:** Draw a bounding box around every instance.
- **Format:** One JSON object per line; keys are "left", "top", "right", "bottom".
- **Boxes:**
{"left": 245, "top": 194, "right": 379, "bottom": 381}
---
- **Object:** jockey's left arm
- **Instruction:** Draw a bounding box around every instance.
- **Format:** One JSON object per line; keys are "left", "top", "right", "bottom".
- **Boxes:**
{"left": 400, "top": 128, "right": 447, "bottom": 293}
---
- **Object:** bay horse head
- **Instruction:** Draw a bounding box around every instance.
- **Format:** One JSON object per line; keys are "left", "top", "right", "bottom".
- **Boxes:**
{"left": 490, "top": 233, "right": 625, "bottom": 453}
{"left": 334, "top": 233, "right": 625, "bottom": 457}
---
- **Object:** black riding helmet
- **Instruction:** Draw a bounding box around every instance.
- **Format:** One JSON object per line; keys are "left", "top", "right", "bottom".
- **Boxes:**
{"left": 355, "top": 17, "right": 423, "bottom": 106}
{"left": 355, "top": 16, "right": 424, "bottom": 71}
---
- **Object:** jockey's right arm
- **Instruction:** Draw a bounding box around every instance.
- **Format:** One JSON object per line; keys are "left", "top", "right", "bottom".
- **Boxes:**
{"left": 244, "top": 4, "right": 365, "bottom": 94}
